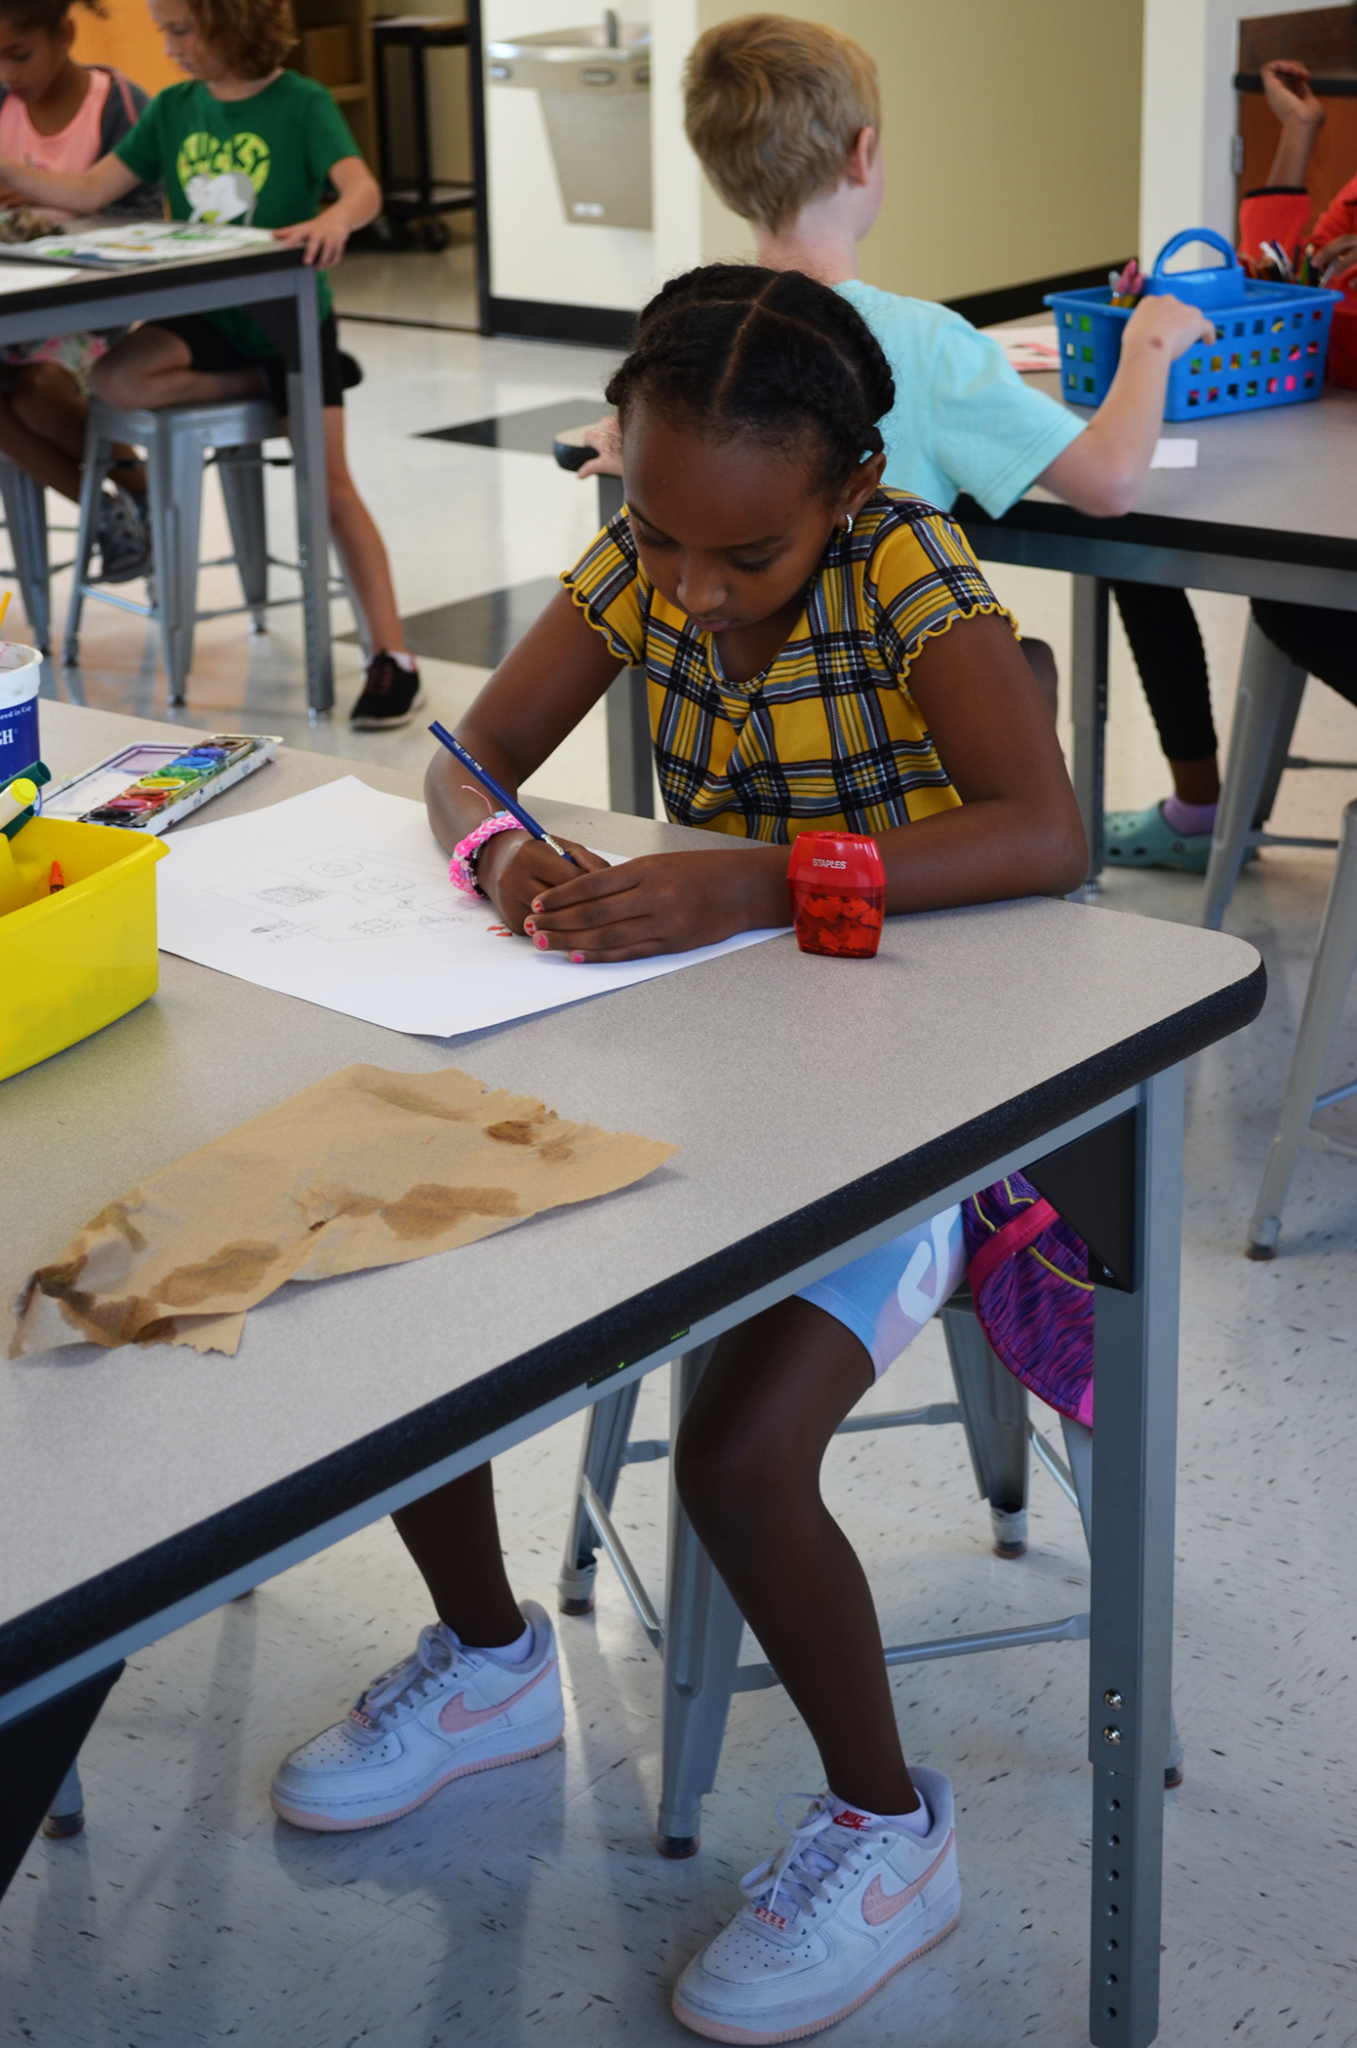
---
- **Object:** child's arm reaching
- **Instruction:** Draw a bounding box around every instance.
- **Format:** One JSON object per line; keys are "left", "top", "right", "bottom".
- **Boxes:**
{"left": 501, "top": 611, "right": 1085, "bottom": 964}
{"left": 0, "top": 150, "right": 138, "bottom": 217}
{"left": 1036, "top": 293, "right": 1214, "bottom": 517}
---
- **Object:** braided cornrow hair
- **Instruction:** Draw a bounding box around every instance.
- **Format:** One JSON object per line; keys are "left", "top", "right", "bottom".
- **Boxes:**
{"left": 605, "top": 264, "right": 895, "bottom": 497}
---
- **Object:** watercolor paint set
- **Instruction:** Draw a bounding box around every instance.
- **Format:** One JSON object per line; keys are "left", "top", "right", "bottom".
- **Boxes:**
{"left": 43, "top": 734, "right": 280, "bottom": 833}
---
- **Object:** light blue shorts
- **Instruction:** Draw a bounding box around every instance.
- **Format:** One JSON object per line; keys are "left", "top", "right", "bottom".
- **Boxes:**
{"left": 798, "top": 1206, "right": 965, "bottom": 1380}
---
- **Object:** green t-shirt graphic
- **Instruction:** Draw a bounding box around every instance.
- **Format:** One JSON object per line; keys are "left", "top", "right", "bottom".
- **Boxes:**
{"left": 115, "top": 72, "right": 357, "bottom": 357}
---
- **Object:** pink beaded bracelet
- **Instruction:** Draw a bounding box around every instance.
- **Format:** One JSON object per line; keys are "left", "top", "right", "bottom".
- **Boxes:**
{"left": 450, "top": 810, "right": 525, "bottom": 897}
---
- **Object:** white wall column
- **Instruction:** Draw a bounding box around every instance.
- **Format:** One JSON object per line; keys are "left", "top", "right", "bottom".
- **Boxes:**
{"left": 1140, "top": 0, "right": 1323, "bottom": 264}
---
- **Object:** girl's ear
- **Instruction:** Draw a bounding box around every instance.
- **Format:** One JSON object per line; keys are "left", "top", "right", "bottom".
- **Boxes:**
{"left": 60, "top": 13, "right": 77, "bottom": 48}
{"left": 839, "top": 450, "right": 885, "bottom": 523}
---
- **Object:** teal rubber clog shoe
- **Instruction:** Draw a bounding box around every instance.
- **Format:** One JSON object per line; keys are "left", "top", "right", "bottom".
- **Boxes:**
{"left": 1103, "top": 801, "right": 1213, "bottom": 875}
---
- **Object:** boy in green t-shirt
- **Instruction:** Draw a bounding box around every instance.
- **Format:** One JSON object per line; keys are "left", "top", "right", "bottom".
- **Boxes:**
{"left": 0, "top": 0, "right": 422, "bottom": 728}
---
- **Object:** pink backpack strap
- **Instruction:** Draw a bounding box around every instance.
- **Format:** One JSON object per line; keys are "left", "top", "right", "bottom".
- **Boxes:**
{"left": 966, "top": 1195, "right": 1060, "bottom": 1295}
{"left": 93, "top": 65, "right": 139, "bottom": 130}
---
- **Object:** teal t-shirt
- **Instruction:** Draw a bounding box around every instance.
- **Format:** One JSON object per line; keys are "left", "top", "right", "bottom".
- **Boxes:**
{"left": 115, "top": 72, "right": 358, "bottom": 357}
{"left": 835, "top": 280, "right": 1085, "bottom": 519}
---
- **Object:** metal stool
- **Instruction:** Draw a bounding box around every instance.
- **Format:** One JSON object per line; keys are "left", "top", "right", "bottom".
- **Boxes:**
{"left": 1201, "top": 617, "right": 1357, "bottom": 930}
{"left": 64, "top": 394, "right": 315, "bottom": 706}
{"left": 560, "top": 1291, "right": 1182, "bottom": 1856}
{"left": 0, "top": 454, "right": 59, "bottom": 653}
{"left": 1247, "top": 795, "right": 1357, "bottom": 1256}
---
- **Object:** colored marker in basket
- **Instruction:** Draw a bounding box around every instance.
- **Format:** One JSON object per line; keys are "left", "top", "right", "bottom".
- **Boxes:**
{"left": 48, "top": 861, "right": 65, "bottom": 893}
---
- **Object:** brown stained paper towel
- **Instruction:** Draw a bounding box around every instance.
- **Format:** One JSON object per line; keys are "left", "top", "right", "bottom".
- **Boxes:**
{"left": 9, "top": 1064, "right": 677, "bottom": 1358}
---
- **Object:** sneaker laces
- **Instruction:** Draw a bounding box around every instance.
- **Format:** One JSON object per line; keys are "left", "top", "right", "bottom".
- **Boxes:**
{"left": 362, "top": 651, "right": 408, "bottom": 700}
{"left": 740, "top": 1795, "right": 862, "bottom": 1929}
{"left": 348, "top": 1623, "right": 464, "bottom": 1735}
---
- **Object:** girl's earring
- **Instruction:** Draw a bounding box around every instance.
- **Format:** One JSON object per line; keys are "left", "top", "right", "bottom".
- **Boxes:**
{"left": 840, "top": 514, "right": 854, "bottom": 536}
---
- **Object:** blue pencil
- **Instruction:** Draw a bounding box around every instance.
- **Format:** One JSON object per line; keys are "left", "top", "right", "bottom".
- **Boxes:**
{"left": 428, "top": 721, "right": 579, "bottom": 866}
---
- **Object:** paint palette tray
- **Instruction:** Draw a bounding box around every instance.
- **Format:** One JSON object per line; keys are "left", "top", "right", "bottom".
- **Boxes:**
{"left": 43, "top": 734, "right": 280, "bottom": 833}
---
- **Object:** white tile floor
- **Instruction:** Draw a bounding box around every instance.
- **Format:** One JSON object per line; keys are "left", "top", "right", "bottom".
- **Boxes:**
{"left": 4, "top": 300, "right": 1357, "bottom": 2047}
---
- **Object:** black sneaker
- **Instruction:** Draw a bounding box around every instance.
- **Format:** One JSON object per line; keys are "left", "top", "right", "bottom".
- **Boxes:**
{"left": 94, "top": 485, "right": 152, "bottom": 584}
{"left": 348, "top": 651, "right": 425, "bottom": 730}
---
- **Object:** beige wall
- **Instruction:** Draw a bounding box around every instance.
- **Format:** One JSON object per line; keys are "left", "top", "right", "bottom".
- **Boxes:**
{"left": 695, "top": 0, "right": 1144, "bottom": 300}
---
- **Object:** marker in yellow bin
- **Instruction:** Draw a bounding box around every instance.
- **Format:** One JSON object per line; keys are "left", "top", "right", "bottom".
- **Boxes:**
{"left": 0, "top": 776, "right": 38, "bottom": 831}
{"left": 49, "top": 861, "right": 65, "bottom": 893}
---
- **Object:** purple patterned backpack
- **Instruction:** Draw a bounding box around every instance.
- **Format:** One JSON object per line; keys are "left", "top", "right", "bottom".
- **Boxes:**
{"left": 962, "top": 1172, "right": 1095, "bottom": 1426}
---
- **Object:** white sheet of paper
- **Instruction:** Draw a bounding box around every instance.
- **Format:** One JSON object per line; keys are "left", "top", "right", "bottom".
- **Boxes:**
{"left": 995, "top": 327, "right": 1062, "bottom": 372}
{"left": 1151, "top": 437, "right": 1198, "bottom": 468}
{"left": 0, "top": 261, "right": 84, "bottom": 293}
{"left": 155, "top": 778, "right": 788, "bottom": 1037}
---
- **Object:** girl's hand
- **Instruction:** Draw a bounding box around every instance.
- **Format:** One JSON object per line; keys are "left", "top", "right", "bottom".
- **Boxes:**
{"left": 476, "top": 828, "right": 610, "bottom": 933}
{"left": 525, "top": 848, "right": 789, "bottom": 962}
{"left": 1260, "top": 59, "right": 1325, "bottom": 130}
{"left": 273, "top": 211, "right": 350, "bottom": 268}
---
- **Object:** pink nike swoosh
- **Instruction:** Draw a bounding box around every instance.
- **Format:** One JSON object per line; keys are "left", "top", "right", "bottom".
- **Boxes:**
{"left": 860, "top": 1832, "right": 954, "bottom": 1927}
{"left": 439, "top": 1657, "right": 554, "bottom": 1735}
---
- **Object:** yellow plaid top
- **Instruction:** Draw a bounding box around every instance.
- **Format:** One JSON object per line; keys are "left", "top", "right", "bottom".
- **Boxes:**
{"left": 561, "top": 489, "right": 1017, "bottom": 842}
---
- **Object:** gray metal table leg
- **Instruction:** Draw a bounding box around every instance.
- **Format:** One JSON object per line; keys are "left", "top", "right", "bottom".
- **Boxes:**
{"left": 1201, "top": 620, "right": 1306, "bottom": 931}
{"left": 658, "top": 1342, "right": 744, "bottom": 1858}
{"left": 943, "top": 1301, "right": 1030, "bottom": 1556}
{"left": 1071, "top": 576, "right": 1110, "bottom": 886}
{"left": 558, "top": 1379, "right": 642, "bottom": 1612}
{"left": 1087, "top": 1067, "right": 1183, "bottom": 2048}
{"left": 0, "top": 460, "right": 51, "bottom": 653}
{"left": 1247, "top": 797, "right": 1357, "bottom": 1257}
{"left": 285, "top": 266, "right": 334, "bottom": 719}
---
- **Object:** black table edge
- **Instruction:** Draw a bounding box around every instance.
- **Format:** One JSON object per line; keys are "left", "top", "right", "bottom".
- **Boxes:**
{"left": 953, "top": 491, "right": 1357, "bottom": 578}
{"left": 0, "top": 958, "right": 1265, "bottom": 1697}
{"left": 0, "top": 242, "right": 301, "bottom": 315}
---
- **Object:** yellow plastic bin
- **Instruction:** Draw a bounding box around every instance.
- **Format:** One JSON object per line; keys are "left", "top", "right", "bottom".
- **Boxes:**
{"left": 0, "top": 815, "right": 168, "bottom": 1082}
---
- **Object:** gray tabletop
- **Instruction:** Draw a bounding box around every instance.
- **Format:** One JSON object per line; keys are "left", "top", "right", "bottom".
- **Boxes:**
{"left": 962, "top": 342, "right": 1357, "bottom": 611}
{"left": 0, "top": 703, "right": 1262, "bottom": 1691}
{"left": 1017, "top": 368, "right": 1357, "bottom": 550}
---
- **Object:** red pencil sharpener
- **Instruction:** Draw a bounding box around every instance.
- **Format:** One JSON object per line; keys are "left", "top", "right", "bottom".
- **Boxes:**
{"left": 787, "top": 831, "right": 886, "bottom": 959}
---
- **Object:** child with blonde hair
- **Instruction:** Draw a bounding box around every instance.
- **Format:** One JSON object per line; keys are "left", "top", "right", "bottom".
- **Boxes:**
{"left": 0, "top": 0, "right": 422, "bottom": 724}
{"left": 581, "top": 13, "right": 1211, "bottom": 721}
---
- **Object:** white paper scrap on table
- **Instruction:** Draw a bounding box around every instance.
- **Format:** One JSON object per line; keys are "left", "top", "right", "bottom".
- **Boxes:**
{"left": 0, "top": 261, "right": 84, "bottom": 293}
{"left": 1151, "top": 437, "right": 1197, "bottom": 468}
{"left": 156, "top": 777, "right": 788, "bottom": 1037}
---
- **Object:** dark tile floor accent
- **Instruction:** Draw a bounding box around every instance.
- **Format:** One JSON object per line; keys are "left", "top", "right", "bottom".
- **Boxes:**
{"left": 419, "top": 398, "right": 603, "bottom": 455}
{"left": 339, "top": 576, "right": 563, "bottom": 669}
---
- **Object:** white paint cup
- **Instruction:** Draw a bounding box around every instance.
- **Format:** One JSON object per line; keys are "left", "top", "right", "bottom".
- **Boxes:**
{"left": 0, "top": 643, "right": 43, "bottom": 779}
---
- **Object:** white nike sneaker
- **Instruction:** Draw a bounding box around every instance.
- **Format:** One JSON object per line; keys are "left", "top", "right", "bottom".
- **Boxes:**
{"left": 672, "top": 1767, "right": 960, "bottom": 2044}
{"left": 270, "top": 1601, "right": 564, "bottom": 1831}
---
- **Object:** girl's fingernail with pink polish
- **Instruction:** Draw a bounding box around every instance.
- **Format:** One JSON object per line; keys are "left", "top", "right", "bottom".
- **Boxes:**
{"left": 535, "top": 934, "right": 550, "bottom": 949}
{"left": 570, "top": 951, "right": 585, "bottom": 963}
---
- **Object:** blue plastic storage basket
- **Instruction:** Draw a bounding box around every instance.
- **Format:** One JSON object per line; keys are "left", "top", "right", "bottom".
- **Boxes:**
{"left": 1046, "top": 229, "right": 1337, "bottom": 423}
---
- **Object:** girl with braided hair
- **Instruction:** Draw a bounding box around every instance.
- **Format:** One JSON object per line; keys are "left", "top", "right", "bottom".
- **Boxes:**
{"left": 268, "top": 262, "right": 1083, "bottom": 2042}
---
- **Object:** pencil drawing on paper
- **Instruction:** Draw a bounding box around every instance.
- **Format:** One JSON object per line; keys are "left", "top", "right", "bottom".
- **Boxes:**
{"left": 215, "top": 847, "right": 472, "bottom": 945}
